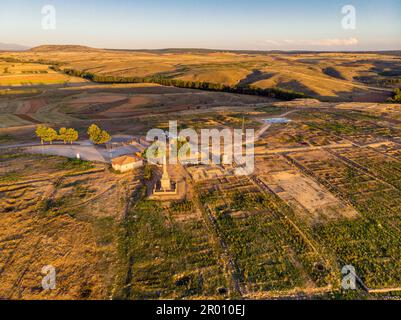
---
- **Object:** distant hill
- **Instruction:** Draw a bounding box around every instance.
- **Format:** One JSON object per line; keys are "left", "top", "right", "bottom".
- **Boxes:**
{"left": 108, "top": 47, "right": 401, "bottom": 56}
{"left": 30, "top": 45, "right": 101, "bottom": 53}
{"left": 26, "top": 45, "right": 401, "bottom": 56}
{"left": 0, "top": 43, "right": 30, "bottom": 51}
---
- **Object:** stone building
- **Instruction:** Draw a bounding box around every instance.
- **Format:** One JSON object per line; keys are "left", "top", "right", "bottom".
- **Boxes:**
{"left": 111, "top": 155, "right": 143, "bottom": 173}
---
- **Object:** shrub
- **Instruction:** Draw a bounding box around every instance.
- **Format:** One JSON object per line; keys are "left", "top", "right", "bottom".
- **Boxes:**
{"left": 57, "top": 158, "right": 94, "bottom": 171}
{"left": 387, "top": 88, "right": 401, "bottom": 103}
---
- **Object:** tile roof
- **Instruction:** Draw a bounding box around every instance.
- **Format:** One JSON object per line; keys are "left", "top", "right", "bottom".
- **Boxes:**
{"left": 112, "top": 155, "right": 141, "bottom": 166}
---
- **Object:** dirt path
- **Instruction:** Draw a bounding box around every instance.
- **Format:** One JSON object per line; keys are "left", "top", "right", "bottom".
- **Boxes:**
{"left": 0, "top": 168, "right": 105, "bottom": 189}
{"left": 257, "top": 143, "right": 353, "bottom": 155}
{"left": 253, "top": 109, "right": 298, "bottom": 141}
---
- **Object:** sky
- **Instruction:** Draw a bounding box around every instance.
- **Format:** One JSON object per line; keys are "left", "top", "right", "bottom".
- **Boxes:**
{"left": 0, "top": 0, "right": 400, "bottom": 51}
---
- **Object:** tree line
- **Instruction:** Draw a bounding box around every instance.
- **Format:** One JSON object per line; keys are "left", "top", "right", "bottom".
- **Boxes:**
{"left": 61, "top": 68, "right": 308, "bottom": 101}
{"left": 0, "top": 57, "right": 64, "bottom": 67}
{"left": 356, "top": 76, "right": 401, "bottom": 88}
{"left": 35, "top": 125, "right": 78, "bottom": 145}
{"left": 35, "top": 124, "right": 111, "bottom": 145}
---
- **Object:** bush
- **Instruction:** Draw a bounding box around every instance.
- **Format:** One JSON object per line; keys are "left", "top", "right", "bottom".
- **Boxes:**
{"left": 387, "top": 88, "right": 401, "bottom": 103}
{"left": 57, "top": 158, "right": 94, "bottom": 171}
{"left": 143, "top": 165, "right": 153, "bottom": 181}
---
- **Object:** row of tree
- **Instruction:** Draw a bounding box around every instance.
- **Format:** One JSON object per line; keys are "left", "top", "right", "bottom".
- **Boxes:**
{"left": 356, "top": 76, "right": 401, "bottom": 88}
{"left": 62, "top": 68, "right": 307, "bottom": 101}
{"left": 35, "top": 125, "right": 78, "bottom": 145}
{"left": 35, "top": 124, "right": 111, "bottom": 145}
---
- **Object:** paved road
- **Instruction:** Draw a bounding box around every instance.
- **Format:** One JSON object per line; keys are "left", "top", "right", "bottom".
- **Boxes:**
{"left": 247, "top": 109, "right": 298, "bottom": 143}
{"left": 0, "top": 140, "right": 97, "bottom": 150}
{"left": 25, "top": 144, "right": 141, "bottom": 163}
{"left": 0, "top": 142, "right": 44, "bottom": 150}
{"left": 26, "top": 144, "right": 109, "bottom": 162}
{"left": 0, "top": 139, "right": 142, "bottom": 163}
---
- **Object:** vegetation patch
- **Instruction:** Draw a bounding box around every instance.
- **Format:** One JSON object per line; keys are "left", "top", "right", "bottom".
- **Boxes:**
{"left": 57, "top": 158, "right": 94, "bottom": 171}
{"left": 387, "top": 88, "right": 401, "bottom": 103}
{"left": 0, "top": 171, "right": 22, "bottom": 183}
{"left": 0, "top": 135, "right": 15, "bottom": 143}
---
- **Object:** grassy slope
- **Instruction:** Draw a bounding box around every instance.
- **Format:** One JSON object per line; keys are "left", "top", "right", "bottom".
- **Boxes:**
{"left": 1, "top": 47, "right": 400, "bottom": 101}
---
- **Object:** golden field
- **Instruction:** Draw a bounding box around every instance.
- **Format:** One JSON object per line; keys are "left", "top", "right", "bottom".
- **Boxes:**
{"left": 1, "top": 45, "right": 400, "bottom": 102}
{"left": 0, "top": 60, "right": 86, "bottom": 86}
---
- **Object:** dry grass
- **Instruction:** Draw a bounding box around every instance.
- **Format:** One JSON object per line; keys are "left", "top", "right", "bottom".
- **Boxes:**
{"left": 0, "top": 153, "right": 132, "bottom": 299}
{"left": 1, "top": 47, "right": 399, "bottom": 101}
{"left": 0, "top": 61, "right": 86, "bottom": 86}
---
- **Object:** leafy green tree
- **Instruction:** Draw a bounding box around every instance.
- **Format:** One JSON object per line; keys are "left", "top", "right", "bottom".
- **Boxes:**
{"left": 143, "top": 165, "right": 153, "bottom": 181}
{"left": 35, "top": 124, "right": 48, "bottom": 145}
{"left": 58, "top": 127, "right": 67, "bottom": 144}
{"left": 387, "top": 88, "right": 401, "bottom": 103}
{"left": 87, "top": 124, "right": 111, "bottom": 145}
{"left": 65, "top": 128, "right": 79, "bottom": 144}
{"left": 98, "top": 130, "right": 111, "bottom": 144}
{"left": 42, "top": 127, "right": 58, "bottom": 145}
{"left": 88, "top": 124, "right": 101, "bottom": 140}
{"left": 176, "top": 138, "right": 191, "bottom": 158}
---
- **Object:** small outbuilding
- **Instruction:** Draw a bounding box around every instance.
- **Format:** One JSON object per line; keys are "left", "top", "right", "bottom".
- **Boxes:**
{"left": 111, "top": 155, "right": 143, "bottom": 173}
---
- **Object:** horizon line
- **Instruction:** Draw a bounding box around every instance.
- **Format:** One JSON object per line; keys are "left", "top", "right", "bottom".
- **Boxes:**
{"left": 5, "top": 44, "right": 401, "bottom": 54}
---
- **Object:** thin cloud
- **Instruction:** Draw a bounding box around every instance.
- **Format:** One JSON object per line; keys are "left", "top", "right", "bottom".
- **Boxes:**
{"left": 266, "top": 38, "right": 359, "bottom": 47}
{"left": 265, "top": 40, "right": 281, "bottom": 46}
{"left": 307, "top": 38, "right": 359, "bottom": 46}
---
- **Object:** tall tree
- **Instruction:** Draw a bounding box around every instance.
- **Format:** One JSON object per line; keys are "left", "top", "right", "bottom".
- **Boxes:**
{"left": 58, "top": 127, "right": 67, "bottom": 144}
{"left": 88, "top": 124, "right": 101, "bottom": 142}
{"left": 98, "top": 130, "right": 111, "bottom": 144}
{"left": 35, "top": 124, "right": 48, "bottom": 145}
{"left": 65, "top": 128, "right": 79, "bottom": 144}
{"left": 43, "top": 128, "right": 58, "bottom": 145}
{"left": 87, "top": 124, "right": 111, "bottom": 145}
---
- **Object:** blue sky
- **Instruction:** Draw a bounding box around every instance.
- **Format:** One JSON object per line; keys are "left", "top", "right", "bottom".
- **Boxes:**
{"left": 0, "top": 0, "right": 400, "bottom": 50}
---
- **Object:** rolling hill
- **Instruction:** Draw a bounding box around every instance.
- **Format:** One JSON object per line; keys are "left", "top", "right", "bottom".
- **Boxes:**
{"left": 1, "top": 45, "right": 400, "bottom": 102}
{"left": 0, "top": 43, "right": 29, "bottom": 52}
